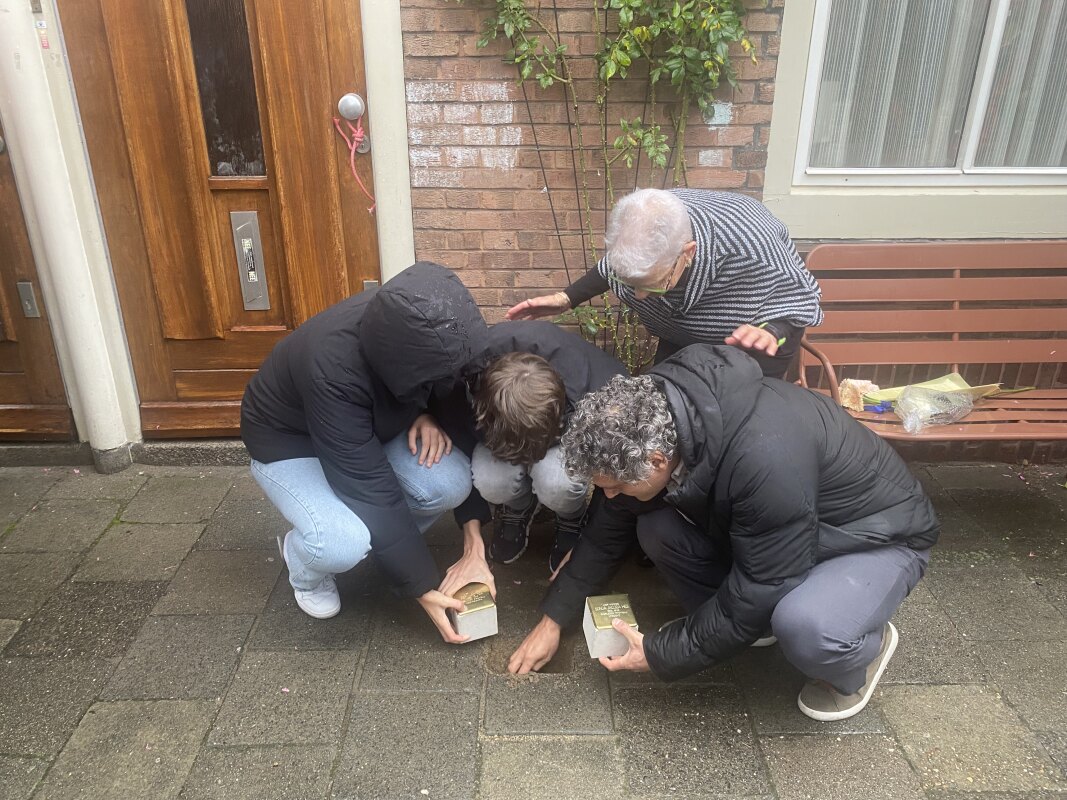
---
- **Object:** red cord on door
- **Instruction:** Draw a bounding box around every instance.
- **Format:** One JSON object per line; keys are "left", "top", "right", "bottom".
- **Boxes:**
{"left": 333, "top": 117, "right": 376, "bottom": 214}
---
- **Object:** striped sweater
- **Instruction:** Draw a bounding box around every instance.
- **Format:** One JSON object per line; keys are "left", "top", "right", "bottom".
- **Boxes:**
{"left": 564, "top": 190, "right": 823, "bottom": 344}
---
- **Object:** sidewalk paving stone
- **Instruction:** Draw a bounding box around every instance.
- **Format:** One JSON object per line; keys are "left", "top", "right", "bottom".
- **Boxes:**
{"left": 1037, "top": 731, "right": 1067, "bottom": 777}
{"left": 74, "top": 522, "right": 203, "bottom": 582}
{"left": 224, "top": 473, "right": 267, "bottom": 502}
{"left": 879, "top": 684, "right": 1065, "bottom": 792}
{"left": 973, "top": 639, "right": 1067, "bottom": 732}
{"left": 0, "top": 757, "right": 47, "bottom": 800}
{"left": 45, "top": 468, "right": 148, "bottom": 500}
{"left": 0, "top": 618, "right": 19, "bottom": 650}
{"left": 0, "top": 499, "right": 119, "bottom": 553}
{"left": 246, "top": 573, "right": 376, "bottom": 652}
{"left": 122, "top": 472, "right": 232, "bottom": 524}
{"left": 947, "top": 488, "right": 1067, "bottom": 563}
{"left": 153, "top": 551, "right": 280, "bottom": 615}
{"left": 195, "top": 499, "right": 288, "bottom": 550}
{"left": 479, "top": 737, "right": 625, "bottom": 800}
{"left": 0, "top": 657, "right": 115, "bottom": 756}
{"left": 760, "top": 734, "right": 925, "bottom": 800}
{"left": 925, "top": 563, "right": 1067, "bottom": 641}
{"left": 884, "top": 584, "right": 987, "bottom": 685}
{"left": 613, "top": 685, "right": 769, "bottom": 799}
{"left": 4, "top": 581, "right": 166, "bottom": 659}
{"left": 178, "top": 745, "right": 336, "bottom": 800}
{"left": 332, "top": 691, "right": 479, "bottom": 800}
{"left": 0, "top": 468, "right": 64, "bottom": 526}
{"left": 0, "top": 553, "right": 80, "bottom": 618}
{"left": 33, "top": 700, "right": 216, "bottom": 800}
{"left": 102, "top": 614, "right": 254, "bottom": 700}
{"left": 209, "top": 651, "right": 357, "bottom": 745}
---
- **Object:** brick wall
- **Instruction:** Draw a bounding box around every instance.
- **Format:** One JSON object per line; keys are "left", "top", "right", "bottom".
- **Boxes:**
{"left": 400, "top": 0, "right": 783, "bottom": 321}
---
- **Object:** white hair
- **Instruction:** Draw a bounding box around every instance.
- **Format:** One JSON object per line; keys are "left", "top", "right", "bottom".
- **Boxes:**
{"left": 604, "top": 189, "right": 693, "bottom": 282}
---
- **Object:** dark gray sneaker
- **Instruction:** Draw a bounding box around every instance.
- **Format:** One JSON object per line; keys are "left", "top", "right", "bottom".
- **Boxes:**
{"left": 797, "top": 622, "right": 898, "bottom": 721}
{"left": 490, "top": 502, "right": 539, "bottom": 564}
{"left": 549, "top": 511, "right": 586, "bottom": 574}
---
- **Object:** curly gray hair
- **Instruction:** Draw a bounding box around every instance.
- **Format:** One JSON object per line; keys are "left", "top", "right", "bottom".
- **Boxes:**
{"left": 561, "top": 374, "right": 677, "bottom": 483}
{"left": 604, "top": 188, "right": 693, "bottom": 282}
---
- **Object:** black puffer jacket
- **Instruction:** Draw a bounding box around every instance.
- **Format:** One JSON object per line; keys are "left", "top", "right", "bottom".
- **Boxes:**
{"left": 541, "top": 345, "right": 940, "bottom": 681}
{"left": 241, "top": 262, "right": 489, "bottom": 598}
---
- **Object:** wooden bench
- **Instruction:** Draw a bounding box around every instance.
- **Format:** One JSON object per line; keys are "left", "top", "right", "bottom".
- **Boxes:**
{"left": 797, "top": 241, "right": 1067, "bottom": 460}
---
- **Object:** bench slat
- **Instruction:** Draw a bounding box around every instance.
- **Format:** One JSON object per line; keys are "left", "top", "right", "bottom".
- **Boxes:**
{"left": 860, "top": 421, "right": 1067, "bottom": 441}
{"left": 808, "top": 241, "right": 1067, "bottom": 271}
{"left": 816, "top": 276, "right": 1067, "bottom": 303}
{"left": 804, "top": 339, "right": 1067, "bottom": 365}
{"left": 815, "top": 308, "right": 1067, "bottom": 334}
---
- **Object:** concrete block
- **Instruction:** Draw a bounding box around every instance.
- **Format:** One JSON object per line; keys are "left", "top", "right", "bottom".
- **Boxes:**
{"left": 973, "top": 639, "right": 1067, "bottom": 731}
{"left": 209, "top": 651, "right": 356, "bottom": 745}
{"left": 75, "top": 523, "right": 202, "bottom": 582}
{"left": 333, "top": 692, "right": 478, "bottom": 800}
{"left": 103, "top": 615, "right": 254, "bottom": 700}
{"left": 153, "top": 551, "right": 279, "bottom": 616}
{"left": 0, "top": 499, "right": 118, "bottom": 553}
{"left": 122, "top": 472, "right": 232, "bottom": 524}
{"left": 480, "top": 738, "right": 624, "bottom": 800}
{"left": 879, "top": 684, "right": 1065, "bottom": 791}
{"left": 46, "top": 468, "right": 148, "bottom": 500}
{"left": 0, "top": 553, "right": 79, "bottom": 618}
{"left": 33, "top": 700, "right": 215, "bottom": 800}
{"left": 5, "top": 581, "right": 165, "bottom": 659}
{"left": 178, "top": 745, "right": 335, "bottom": 800}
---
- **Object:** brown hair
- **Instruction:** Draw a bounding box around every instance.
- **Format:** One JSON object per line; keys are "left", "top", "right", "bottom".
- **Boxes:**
{"left": 474, "top": 352, "right": 566, "bottom": 465}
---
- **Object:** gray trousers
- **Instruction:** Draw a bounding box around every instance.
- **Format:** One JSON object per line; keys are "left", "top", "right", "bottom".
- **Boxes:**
{"left": 637, "top": 508, "right": 929, "bottom": 694}
{"left": 471, "top": 444, "right": 588, "bottom": 518}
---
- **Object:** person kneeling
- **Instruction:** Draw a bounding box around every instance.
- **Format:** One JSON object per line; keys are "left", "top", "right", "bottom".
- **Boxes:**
{"left": 508, "top": 345, "right": 940, "bottom": 721}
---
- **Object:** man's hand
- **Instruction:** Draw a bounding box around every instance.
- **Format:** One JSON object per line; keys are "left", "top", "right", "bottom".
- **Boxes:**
{"left": 417, "top": 589, "right": 469, "bottom": 644}
{"left": 505, "top": 292, "right": 570, "bottom": 321}
{"left": 599, "top": 618, "right": 650, "bottom": 672}
{"left": 725, "top": 323, "right": 780, "bottom": 356}
{"left": 408, "top": 414, "right": 452, "bottom": 467}
{"left": 439, "top": 551, "right": 496, "bottom": 600}
{"left": 507, "top": 616, "right": 562, "bottom": 674}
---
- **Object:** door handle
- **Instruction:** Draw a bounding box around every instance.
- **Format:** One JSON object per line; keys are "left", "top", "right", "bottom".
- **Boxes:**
{"left": 337, "top": 94, "right": 370, "bottom": 153}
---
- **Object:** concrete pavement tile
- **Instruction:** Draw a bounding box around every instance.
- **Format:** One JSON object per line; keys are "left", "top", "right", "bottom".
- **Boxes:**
{"left": 45, "top": 468, "right": 148, "bottom": 500}
{"left": 1031, "top": 572, "right": 1067, "bottom": 615}
{"left": 0, "top": 468, "right": 64, "bottom": 526}
{"left": 928, "top": 463, "right": 1036, "bottom": 492}
{"left": 0, "top": 757, "right": 47, "bottom": 800}
{"left": 153, "top": 551, "right": 280, "bottom": 615}
{"left": 949, "top": 488, "right": 1067, "bottom": 563}
{"left": 613, "top": 685, "right": 769, "bottom": 799}
{"left": 122, "top": 472, "right": 232, "bottom": 523}
{"left": 761, "top": 734, "right": 925, "bottom": 800}
{"left": 102, "top": 615, "right": 254, "bottom": 700}
{"left": 361, "top": 596, "right": 488, "bottom": 692}
{"left": 927, "top": 495, "right": 1011, "bottom": 555}
{"left": 33, "top": 700, "right": 216, "bottom": 800}
{"left": 0, "top": 553, "right": 80, "bottom": 619}
{"left": 883, "top": 584, "right": 987, "bottom": 685}
{"left": 879, "top": 684, "right": 1065, "bottom": 791}
{"left": 0, "top": 657, "right": 115, "bottom": 756}
{"left": 0, "top": 619, "right": 19, "bottom": 650}
{"left": 731, "top": 646, "right": 887, "bottom": 735}
{"left": 247, "top": 573, "right": 376, "bottom": 652}
{"left": 974, "top": 640, "right": 1067, "bottom": 731}
{"left": 178, "top": 745, "right": 335, "bottom": 800}
{"left": 484, "top": 646, "right": 613, "bottom": 734}
{"left": 926, "top": 793, "right": 1067, "bottom": 800}
{"left": 195, "top": 499, "right": 288, "bottom": 550}
{"left": 480, "top": 737, "right": 625, "bottom": 800}
{"left": 4, "top": 581, "right": 166, "bottom": 659}
{"left": 925, "top": 563, "right": 1067, "bottom": 641}
{"left": 0, "top": 499, "right": 118, "bottom": 553}
{"left": 74, "top": 523, "right": 203, "bottom": 582}
{"left": 1037, "top": 731, "right": 1067, "bottom": 778}
{"left": 225, "top": 473, "right": 267, "bottom": 502}
{"left": 332, "top": 692, "right": 478, "bottom": 800}
{"left": 209, "top": 651, "right": 356, "bottom": 745}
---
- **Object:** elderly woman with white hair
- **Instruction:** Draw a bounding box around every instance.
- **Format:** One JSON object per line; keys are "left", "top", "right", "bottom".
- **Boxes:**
{"left": 506, "top": 189, "right": 822, "bottom": 378}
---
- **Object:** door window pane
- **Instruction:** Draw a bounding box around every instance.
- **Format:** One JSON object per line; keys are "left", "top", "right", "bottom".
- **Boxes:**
{"left": 976, "top": 0, "right": 1067, "bottom": 167}
{"left": 810, "top": 0, "right": 989, "bottom": 168}
{"left": 185, "top": 0, "right": 266, "bottom": 176}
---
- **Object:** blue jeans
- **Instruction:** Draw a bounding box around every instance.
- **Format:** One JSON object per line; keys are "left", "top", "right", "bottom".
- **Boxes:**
{"left": 251, "top": 433, "right": 472, "bottom": 590}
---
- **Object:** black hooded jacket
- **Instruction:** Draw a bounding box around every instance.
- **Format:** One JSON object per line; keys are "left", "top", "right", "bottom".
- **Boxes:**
{"left": 540, "top": 344, "right": 940, "bottom": 681}
{"left": 241, "top": 262, "right": 490, "bottom": 598}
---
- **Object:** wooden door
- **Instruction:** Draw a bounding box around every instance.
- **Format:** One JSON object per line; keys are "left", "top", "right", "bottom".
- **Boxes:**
{"left": 58, "top": 0, "right": 381, "bottom": 437}
{"left": 0, "top": 119, "right": 74, "bottom": 439}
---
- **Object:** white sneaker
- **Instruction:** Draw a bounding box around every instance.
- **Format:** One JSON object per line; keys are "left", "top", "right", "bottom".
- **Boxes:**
{"left": 277, "top": 534, "right": 341, "bottom": 620}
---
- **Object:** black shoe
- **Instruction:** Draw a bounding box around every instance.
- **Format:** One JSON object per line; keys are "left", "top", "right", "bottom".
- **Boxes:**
{"left": 549, "top": 511, "right": 586, "bottom": 574}
{"left": 490, "top": 502, "right": 539, "bottom": 564}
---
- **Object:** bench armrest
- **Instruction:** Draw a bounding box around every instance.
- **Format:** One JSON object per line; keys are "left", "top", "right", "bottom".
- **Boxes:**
{"left": 800, "top": 336, "right": 841, "bottom": 405}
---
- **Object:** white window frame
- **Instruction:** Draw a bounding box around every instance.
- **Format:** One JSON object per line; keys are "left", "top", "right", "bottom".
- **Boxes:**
{"left": 793, "top": 0, "right": 1067, "bottom": 188}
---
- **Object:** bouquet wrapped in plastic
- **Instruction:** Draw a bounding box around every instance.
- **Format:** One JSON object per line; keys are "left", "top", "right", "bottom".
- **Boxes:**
{"left": 896, "top": 386, "right": 975, "bottom": 434}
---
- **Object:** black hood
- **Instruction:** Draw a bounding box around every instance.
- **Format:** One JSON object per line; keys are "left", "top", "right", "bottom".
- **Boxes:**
{"left": 360, "top": 262, "right": 489, "bottom": 402}
{"left": 649, "top": 345, "right": 764, "bottom": 519}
